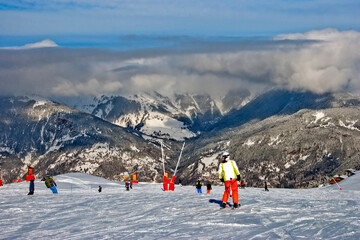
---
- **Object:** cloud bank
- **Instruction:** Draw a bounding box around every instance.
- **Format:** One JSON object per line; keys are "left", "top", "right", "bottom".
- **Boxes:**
{"left": 0, "top": 29, "right": 359, "bottom": 98}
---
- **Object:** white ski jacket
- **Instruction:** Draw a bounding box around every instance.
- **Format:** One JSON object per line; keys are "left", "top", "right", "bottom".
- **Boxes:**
{"left": 218, "top": 160, "right": 240, "bottom": 181}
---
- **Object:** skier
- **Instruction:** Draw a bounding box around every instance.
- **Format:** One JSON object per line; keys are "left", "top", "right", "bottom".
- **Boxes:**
{"left": 218, "top": 151, "right": 241, "bottom": 209}
{"left": 130, "top": 181, "right": 133, "bottom": 189}
{"left": 98, "top": 185, "right": 102, "bottom": 193}
{"left": 195, "top": 179, "right": 202, "bottom": 193}
{"left": 125, "top": 181, "right": 130, "bottom": 191}
{"left": 41, "top": 175, "right": 58, "bottom": 194}
{"left": 265, "top": 181, "right": 269, "bottom": 191}
{"left": 28, "top": 179, "right": 34, "bottom": 195}
{"left": 240, "top": 180, "right": 245, "bottom": 189}
{"left": 206, "top": 182, "right": 212, "bottom": 194}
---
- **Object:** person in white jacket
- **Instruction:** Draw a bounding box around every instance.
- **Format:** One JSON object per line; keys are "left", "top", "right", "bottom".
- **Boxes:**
{"left": 218, "top": 151, "right": 241, "bottom": 208}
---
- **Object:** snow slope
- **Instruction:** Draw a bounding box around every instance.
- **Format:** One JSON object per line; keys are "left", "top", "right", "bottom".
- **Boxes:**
{"left": 0, "top": 173, "right": 359, "bottom": 239}
{"left": 327, "top": 172, "right": 360, "bottom": 191}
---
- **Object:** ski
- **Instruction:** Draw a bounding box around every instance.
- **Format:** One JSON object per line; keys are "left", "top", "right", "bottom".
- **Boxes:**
{"left": 220, "top": 206, "right": 241, "bottom": 210}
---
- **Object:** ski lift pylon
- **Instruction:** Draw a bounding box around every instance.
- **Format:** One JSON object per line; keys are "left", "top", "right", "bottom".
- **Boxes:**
{"left": 162, "top": 141, "right": 185, "bottom": 191}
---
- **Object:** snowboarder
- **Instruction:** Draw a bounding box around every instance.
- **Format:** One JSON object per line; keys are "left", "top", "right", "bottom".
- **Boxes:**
{"left": 195, "top": 180, "right": 202, "bottom": 193}
{"left": 218, "top": 151, "right": 241, "bottom": 209}
{"left": 265, "top": 181, "right": 269, "bottom": 191}
{"left": 240, "top": 180, "right": 245, "bottom": 189}
{"left": 41, "top": 175, "right": 57, "bottom": 194}
{"left": 207, "top": 182, "right": 212, "bottom": 194}
{"left": 98, "top": 185, "right": 102, "bottom": 193}
{"left": 28, "top": 179, "right": 34, "bottom": 195}
{"left": 130, "top": 181, "right": 133, "bottom": 189}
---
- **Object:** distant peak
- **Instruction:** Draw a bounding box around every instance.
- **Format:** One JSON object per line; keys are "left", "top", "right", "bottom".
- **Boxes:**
{"left": 0, "top": 39, "right": 59, "bottom": 50}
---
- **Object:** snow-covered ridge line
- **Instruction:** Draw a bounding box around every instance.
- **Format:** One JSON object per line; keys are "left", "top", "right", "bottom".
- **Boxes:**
{"left": 58, "top": 91, "right": 233, "bottom": 140}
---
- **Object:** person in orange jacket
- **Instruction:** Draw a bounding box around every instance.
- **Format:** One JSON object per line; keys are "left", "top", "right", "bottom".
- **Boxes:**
{"left": 218, "top": 151, "right": 241, "bottom": 209}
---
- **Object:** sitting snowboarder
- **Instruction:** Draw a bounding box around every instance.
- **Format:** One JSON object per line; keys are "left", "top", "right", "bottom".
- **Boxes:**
{"left": 41, "top": 175, "right": 58, "bottom": 194}
{"left": 98, "top": 185, "right": 102, "bottom": 193}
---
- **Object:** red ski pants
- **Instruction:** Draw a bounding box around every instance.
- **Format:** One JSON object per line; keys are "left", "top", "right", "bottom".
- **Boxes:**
{"left": 222, "top": 180, "right": 238, "bottom": 203}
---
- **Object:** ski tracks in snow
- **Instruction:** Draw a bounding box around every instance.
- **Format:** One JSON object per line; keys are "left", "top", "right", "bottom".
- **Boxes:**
{"left": 0, "top": 174, "right": 359, "bottom": 239}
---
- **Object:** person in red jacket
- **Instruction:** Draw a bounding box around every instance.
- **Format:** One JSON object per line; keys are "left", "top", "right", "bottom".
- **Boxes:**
{"left": 218, "top": 151, "right": 241, "bottom": 209}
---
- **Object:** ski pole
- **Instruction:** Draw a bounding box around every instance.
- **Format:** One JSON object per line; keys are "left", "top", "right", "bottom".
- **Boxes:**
{"left": 161, "top": 141, "right": 165, "bottom": 176}
{"left": 173, "top": 142, "right": 185, "bottom": 178}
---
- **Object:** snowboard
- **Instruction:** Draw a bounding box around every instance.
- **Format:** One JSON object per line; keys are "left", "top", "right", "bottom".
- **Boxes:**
{"left": 209, "top": 199, "right": 241, "bottom": 209}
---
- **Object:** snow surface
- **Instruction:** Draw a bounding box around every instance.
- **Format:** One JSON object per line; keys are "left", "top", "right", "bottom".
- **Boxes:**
{"left": 0, "top": 173, "right": 359, "bottom": 239}
{"left": 243, "top": 139, "right": 255, "bottom": 147}
{"left": 313, "top": 112, "right": 325, "bottom": 123}
{"left": 141, "top": 112, "right": 196, "bottom": 141}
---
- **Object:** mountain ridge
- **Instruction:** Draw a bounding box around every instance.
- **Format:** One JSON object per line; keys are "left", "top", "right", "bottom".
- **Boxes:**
{"left": 0, "top": 90, "right": 359, "bottom": 187}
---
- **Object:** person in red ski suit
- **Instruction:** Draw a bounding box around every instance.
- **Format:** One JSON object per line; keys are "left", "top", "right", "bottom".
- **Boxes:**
{"left": 218, "top": 151, "right": 241, "bottom": 209}
{"left": 240, "top": 180, "right": 245, "bottom": 189}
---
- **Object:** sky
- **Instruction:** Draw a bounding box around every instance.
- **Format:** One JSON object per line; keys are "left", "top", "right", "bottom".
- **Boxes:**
{"left": 0, "top": 0, "right": 359, "bottom": 37}
{"left": 0, "top": 0, "right": 359, "bottom": 97}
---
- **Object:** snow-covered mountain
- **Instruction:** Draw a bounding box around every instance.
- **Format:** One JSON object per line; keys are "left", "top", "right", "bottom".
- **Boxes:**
{"left": 0, "top": 96, "right": 173, "bottom": 183}
{"left": 0, "top": 90, "right": 359, "bottom": 188}
{"left": 57, "top": 90, "right": 251, "bottom": 141}
{"left": 0, "top": 172, "right": 359, "bottom": 239}
{"left": 177, "top": 90, "right": 360, "bottom": 187}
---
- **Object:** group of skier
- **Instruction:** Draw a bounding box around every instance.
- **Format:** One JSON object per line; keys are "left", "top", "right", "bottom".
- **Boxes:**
{"left": 27, "top": 175, "right": 58, "bottom": 195}
{"left": 28, "top": 175, "right": 136, "bottom": 195}
{"left": 195, "top": 181, "right": 213, "bottom": 194}
{"left": 27, "top": 151, "right": 267, "bottom": 209}
{"left": 125, "top": 180, "right": 133, "bottom": 191}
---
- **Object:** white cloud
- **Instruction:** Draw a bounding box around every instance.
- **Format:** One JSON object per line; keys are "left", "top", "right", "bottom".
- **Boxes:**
{"left": 273, "top": 28, "right": 360, "bottom": 41}
{"left": 0, "top": 29, "right": 359, "bottom": 97}
{"left": 1, "top": 39, "right": 58, "bottom": 50}
{"left": 169, "top": 29, "right": 360, "bottom": 94}
{"left": 52, "top": 78, "right": 122, "bottom": 96}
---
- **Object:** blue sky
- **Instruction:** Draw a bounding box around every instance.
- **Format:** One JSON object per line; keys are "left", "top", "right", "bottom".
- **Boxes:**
{"left": 0, "top": 0, "right": 359, "bottom": 48}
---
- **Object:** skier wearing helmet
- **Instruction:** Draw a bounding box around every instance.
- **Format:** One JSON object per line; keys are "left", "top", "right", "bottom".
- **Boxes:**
{"left": 218, "top": 151, "right": 241, "bottom": 209}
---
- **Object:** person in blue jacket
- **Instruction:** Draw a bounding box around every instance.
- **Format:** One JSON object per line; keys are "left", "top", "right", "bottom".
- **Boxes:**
{"left": 125, "top": 181, "right": 130, "bottom": 191}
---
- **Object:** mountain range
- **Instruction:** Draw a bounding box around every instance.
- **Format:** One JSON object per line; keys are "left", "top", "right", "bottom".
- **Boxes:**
{"left": 0, "top": 89, "right": 359, "bottom": 187}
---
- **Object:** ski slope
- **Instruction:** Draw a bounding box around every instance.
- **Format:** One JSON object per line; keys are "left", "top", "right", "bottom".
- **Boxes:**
{"left": 0, "top": 173, "right": 359, "bottom": 239}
